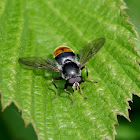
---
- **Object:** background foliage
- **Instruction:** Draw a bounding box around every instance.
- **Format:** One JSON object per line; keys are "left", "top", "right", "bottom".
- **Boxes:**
{"left": 0, "top": 0, "right": 139, "bottom": 139}
{"left": 116, "top": 0, "right": 140, "bottom": 139}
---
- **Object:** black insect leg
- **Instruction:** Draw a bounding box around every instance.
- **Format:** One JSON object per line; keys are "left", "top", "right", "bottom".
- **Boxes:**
{"left": 52, "top": 77, "right": 63, "bottom": 100}
{"left": 76, "top": 54, "right": 81, "bottom": 61}
{"left": 81, "top": 66, "right": 98, "bottom": 83}
{"left": 79, "top": 81, "right": 88, "bottom": 99}
{"left": 64, "top": 83, "right": 74, "bottom": 105}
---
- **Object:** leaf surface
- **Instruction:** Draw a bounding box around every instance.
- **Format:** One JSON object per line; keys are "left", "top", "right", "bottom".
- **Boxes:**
{"left": 0, "top": 0, "right": 140, "bottom": 139}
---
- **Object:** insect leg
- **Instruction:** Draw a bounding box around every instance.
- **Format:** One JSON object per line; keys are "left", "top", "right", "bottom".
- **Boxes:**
{"left": 64, "top": 83, "right": 74, "bottom": 105}
{"left": 79, "top": 81, "right": 88, "bottom": 99}
{"left": 76, "top": 54, "right": 81, "bottom": 61}
{"left": 81, "top": 66, "right": 98, "bottom": 83}
{"left": 52, "top": 77, "right": 63, "bottom": 100}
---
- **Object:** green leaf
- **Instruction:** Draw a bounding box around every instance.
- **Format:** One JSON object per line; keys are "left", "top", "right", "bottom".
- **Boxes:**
{"left": 0, "top": 0, "right": 139, "bottom": 139}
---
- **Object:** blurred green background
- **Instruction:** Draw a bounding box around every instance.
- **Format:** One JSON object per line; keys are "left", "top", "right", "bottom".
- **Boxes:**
{"left": 0, "top": 0, "right": 140, "bottom": 139}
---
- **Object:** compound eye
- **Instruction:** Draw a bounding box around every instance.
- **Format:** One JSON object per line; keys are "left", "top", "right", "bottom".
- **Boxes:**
{"left": 76, "top": 77, "right": 81, "bottom": 83}
{"left": 69, "top": 78, "right": 75, "bottom": 85}
{"left": 68, "top": 76, "right": 82, "bottom": 86}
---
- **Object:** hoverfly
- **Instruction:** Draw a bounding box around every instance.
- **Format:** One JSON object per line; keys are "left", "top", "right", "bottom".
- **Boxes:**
{"left": 19, "top": 38, "right": 105, "bottom": 104}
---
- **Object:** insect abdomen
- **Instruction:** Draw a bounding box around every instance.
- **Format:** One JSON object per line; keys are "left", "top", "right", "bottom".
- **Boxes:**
{"left": 53, "top": 46, "right": 74, "bottom": 58}
{"left": 53, "top": 46, "right": 75, "bottom": 65}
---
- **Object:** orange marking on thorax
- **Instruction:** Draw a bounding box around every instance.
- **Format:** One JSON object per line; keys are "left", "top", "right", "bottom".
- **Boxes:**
{"left": 53, "top": 46, "right": 74, "bottom": 58}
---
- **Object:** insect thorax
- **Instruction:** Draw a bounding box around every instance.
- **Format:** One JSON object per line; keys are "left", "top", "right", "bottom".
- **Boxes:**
{"left": 62, "top": 62, "right": 81, "bottom": 79}
{"left": 54, "top": 52, "right": 80, "bottom": 80}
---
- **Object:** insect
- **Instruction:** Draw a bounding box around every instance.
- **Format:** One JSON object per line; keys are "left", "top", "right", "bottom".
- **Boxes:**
{"left": 19, "top": 38, "right": 105, "bottom": 104}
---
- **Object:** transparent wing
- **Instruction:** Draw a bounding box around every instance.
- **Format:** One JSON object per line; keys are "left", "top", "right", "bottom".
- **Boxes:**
{"left": 77, "top": 38, "right": 105, "bottom": 67}
{"left": 19, "top": 57, "right": 60, "bottom": 72}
